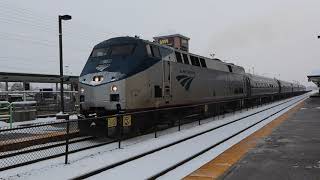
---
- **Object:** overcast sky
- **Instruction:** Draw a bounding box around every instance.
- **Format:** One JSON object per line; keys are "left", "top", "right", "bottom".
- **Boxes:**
{"left": 0, "top": 0, "right": 319, "bottom": 86}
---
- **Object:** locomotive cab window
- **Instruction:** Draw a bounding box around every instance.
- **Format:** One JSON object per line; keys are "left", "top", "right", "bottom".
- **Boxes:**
{"left": 175, "top": 51, "right": 183, "bottom": 63}
{"left": 227, "top": 65, "right": 233, "bottom": 72}
{"left": 146, "top": 44, "right": 152, "bottom": 56}
{"left": 110, "top": 44, "right": 135, "bottom": 56}
{"left": 149, "top": 45, "right": 161, "bottom": 58}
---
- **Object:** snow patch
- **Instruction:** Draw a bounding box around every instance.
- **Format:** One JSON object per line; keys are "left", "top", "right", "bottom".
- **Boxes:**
{"left": 0, "top": 115, "right": 77, "bottom": 128}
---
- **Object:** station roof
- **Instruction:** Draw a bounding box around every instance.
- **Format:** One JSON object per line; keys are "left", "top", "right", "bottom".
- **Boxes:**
{"left": 307, "top": 75, "right": 320, "bottom": 87}
{"left": 0, "top": 72, "right": 79, "bottom": 84}
{"left": 153, "top": 34, "right": 190, "bottom": 40}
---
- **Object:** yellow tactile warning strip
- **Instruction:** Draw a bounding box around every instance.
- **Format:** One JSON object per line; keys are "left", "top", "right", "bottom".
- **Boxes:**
{"left": 183, "top": 101, "right": 305, "bottom": 180}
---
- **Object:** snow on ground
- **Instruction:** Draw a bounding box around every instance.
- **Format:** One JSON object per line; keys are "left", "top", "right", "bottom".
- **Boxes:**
{"left": 11, "top": 101, "right": 37, "bottom": 105}
{"left": 0, "top": 115, "right": 78, "bottom": 128}
{"left": 0, "top": 121, "right": 7, "bottom": 127}
{"left": 160, "top": 95, "right": 308, "bottom": 179}
{"left": 0, "top": 93, "right": 310, "bottom": 180}
{"left": 1, "top": 137, "right": 103, "bottom": 168}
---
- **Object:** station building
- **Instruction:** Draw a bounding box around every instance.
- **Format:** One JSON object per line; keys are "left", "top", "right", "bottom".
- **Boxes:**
{"left": 153, "top": 34, "right": 190, "bottom": 52}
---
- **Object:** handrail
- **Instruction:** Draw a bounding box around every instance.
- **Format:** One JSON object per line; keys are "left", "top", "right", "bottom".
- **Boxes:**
{"left": 0, "top": 90, "right": 78, "bottom": 93}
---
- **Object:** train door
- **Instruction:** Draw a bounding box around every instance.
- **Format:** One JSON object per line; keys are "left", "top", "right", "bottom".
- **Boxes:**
{"left": 162, "top": 60, "right": 172, "bottom": 104}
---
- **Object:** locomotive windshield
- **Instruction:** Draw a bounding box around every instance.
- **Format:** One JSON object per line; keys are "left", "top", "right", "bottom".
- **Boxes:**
{"left": 81, "top": 42, "right": 142, "bottom": 78}
{"left": 110, "top": 44, "right": 135, "bottom": 56}
{"left": 90, "top": 44, "right": 135, "bottom": 58}
{"left": 91, "top": 48, "right": 109, "bottom": 57}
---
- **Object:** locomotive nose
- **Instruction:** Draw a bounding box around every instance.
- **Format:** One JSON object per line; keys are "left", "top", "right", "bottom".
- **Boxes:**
{"left": 79, "top": 78, "right": 126, "bottom": 113}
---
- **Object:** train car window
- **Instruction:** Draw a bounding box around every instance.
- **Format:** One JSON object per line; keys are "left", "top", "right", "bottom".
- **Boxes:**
{"left": 190, "top": 56, "right": 194, "bottom": 65}
{"left": 182, "top": 53, "right": 190, "bottom": 64}
{"left": 175, "top": 51, "right": 183, "bottom": 63}
{"left": 91, "top": 48, "right": 109, "bottom": 57}
{"left": 110, "top": 44, "right": 135, "bottom": 56}
{"left": 227, "top": 65, "right": 233, "bottom": 72}
{"left": 190, "top": 56, "right": 200, "bottom": 66}
{"left": 154, "top": 85, "right": 162, "bottom": 98}
{"left": 194, "top": 57, "right": 200, "bottom": 66}
{"left": 199, "top": 58, "right": 207, "bottom": 68}
{"left": 151, "top": 46, "right": 161, "bottom": 58}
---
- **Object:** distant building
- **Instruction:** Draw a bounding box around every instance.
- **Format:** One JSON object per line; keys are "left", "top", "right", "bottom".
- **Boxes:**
{"left": 153, "top": 34, "right": 190, "bottom": 52}
{"left": 10, "top": 82, "right": 24, "bottom": 91}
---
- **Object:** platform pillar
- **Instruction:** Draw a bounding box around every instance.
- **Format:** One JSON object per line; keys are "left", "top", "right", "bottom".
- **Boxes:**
{"left": 5, "top": 81, "right": 8, "bottom": 91}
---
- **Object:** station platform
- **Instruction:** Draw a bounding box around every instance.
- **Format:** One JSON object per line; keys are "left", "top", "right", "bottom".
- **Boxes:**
{"left": 184, "top": 97, "right": 320, "bottom": 180}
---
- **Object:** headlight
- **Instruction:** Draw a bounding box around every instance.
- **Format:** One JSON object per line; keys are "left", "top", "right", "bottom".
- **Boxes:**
{"left": 80, "top": 88, "right": 85, "bottom": 94}
{"left": 93, "top": 76, "right": 104, "bottom": 82}
{"left": 111, "top": 85, "right": 118, "bottom": 92}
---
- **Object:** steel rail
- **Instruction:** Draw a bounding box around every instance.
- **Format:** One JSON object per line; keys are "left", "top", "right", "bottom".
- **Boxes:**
{"left": 149, "top": 96, "right": 307, "bottom": 179}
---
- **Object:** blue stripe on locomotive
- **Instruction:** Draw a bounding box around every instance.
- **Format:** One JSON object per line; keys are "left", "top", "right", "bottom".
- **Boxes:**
{"left": 80, "top": 37, "right": 164, "bottom": 85}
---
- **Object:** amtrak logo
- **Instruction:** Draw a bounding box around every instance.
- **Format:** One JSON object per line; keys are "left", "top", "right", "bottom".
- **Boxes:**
{"left": 176, "top": 75, "right": 194, "bottom": 91}
{"left": 96, "top": 59, "right": 112, "bottom": 72}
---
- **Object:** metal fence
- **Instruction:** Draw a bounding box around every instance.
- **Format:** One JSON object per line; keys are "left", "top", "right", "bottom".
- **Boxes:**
{"left": 0, "top": 92, "right": 305, "bottom": 171}
{"left": 0, "top": 90, "right": 78, "bottom": 118}
{"left": 0, "top": 119, "right": 105, "bottom": 171}
{"left": 0, "top": 101, "right": 13, "bottom": 128}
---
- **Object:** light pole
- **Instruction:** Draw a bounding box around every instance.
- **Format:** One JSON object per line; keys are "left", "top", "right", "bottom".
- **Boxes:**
{"left": 59, "top": 15, "right": 72, "bottom": 113}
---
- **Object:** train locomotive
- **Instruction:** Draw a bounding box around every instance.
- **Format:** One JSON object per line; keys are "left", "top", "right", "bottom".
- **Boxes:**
{"left": 78, "top": 35, "right": 305, "bottom": 135}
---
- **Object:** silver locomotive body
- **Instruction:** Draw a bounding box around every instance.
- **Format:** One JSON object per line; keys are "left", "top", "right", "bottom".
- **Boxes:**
{"left": 79, "top": 37, "right": 247, "bottom": 116}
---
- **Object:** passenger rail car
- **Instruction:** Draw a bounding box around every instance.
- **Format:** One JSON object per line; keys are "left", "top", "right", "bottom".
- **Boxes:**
{"left": 78, "top": 36, "right": 306, "bottom": 135}
{"left": 246, "top": 74, "right": 279, "bottom": 97}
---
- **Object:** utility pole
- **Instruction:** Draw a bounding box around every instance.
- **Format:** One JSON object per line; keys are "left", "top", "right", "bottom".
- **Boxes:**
{"left": 58, "top": 15, "right": 72, "bottom": 113}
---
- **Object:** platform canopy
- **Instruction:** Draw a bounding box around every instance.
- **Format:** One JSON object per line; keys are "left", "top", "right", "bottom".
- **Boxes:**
{"left": 0, "top": 72, "right": 79, "bottom": 84}
{"left": 307, "top": 75, "right": 320, "bottom": 87}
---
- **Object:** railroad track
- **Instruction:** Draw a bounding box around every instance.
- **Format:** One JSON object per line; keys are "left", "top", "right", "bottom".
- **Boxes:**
{"left": 72, "top": 94, "right": 307, "bottom": 180}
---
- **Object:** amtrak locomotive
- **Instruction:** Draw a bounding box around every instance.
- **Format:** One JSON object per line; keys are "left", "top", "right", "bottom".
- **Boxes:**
{"left": 78, "top": 35, "right": 305, "bottom": 133}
